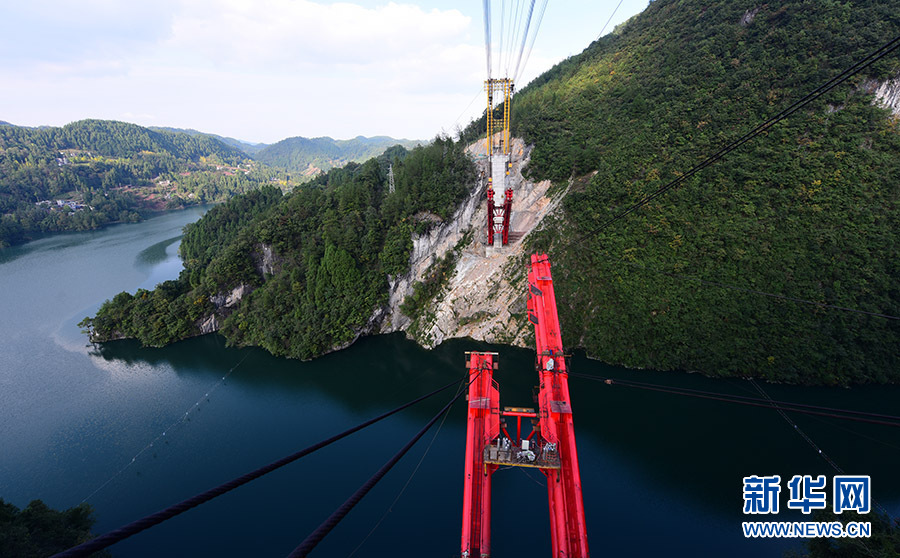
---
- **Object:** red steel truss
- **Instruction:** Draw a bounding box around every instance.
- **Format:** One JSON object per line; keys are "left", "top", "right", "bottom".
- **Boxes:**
{"left": 460, "top": 254, "right": 589, "bottom": 558}
{"left": 501, "top": 188, "right": 512, "bottom": 246}
{"left": 460, "top": 352, "right": 500, "bottom": 558}
{"left": 528, "top": 253, "right": 590, "bottom": 557}
{"left": 485, "top": 179, "right": 513, "bottom": 247}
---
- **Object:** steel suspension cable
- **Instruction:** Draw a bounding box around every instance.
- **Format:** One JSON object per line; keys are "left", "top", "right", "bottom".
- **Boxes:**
{"left": 80, "top": 350, "right": 252, "bottom": 505}
{"left": 51, "top": 378, "right": 463, "bottom": 558}
{"left": 516, "top": 0, "right": 549, "bottom": 84}
{"left": 749, "top": 379, "right": 847, "bottom": 472}
{"left": 345, "top": 379, "right": 464, "bottom": 557}
{"left": 569, "top": 372, "right": 900, "bottom": 428}
{"left": 572, "top": 372, "right": 899, "bottom": 526}
{"left": 498, "top": 0, "right": 506, "bottom": 77}
{"left": 749, "top": 380, "right": 898, "bottom": 525}
{"left": 507, "top": 0, "right": 525, "bottom": 77}
{"left": 587, "top": 33, "right": 900, "bottom": 234}
{"left": 597, "top": 0, "right": 625, "bottom": 40}
{"left": 287, "top": 373, "right": 476, "bottom": 557}
{"left": 572, "top": 372, "right": 900, "bottom": 422}
{"left": 483, "top": 0, "right": 492, "bottom": 79}
{"left": 559, "top": 34, "right": 900, "bottom": 323}
{"left": 512, "top": 0, "right": 537, "bottom": 82}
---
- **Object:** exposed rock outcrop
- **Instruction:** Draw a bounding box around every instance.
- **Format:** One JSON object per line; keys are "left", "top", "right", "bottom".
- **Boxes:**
{"left": 379, "top": 137, "right": 567, "bottom": 349}
{"left": 739, "top": 8, "right": 759, "bottom": 27}
{"left": 873, "top": 75, "right": 900, "bottom": 117}
{"left": 197, "top": 283, "right": 252, "bottom": 334}
{"left": 252, "top": 243, "right": 280, "bottom": 276}
{"left": 195, "top": 242, "right": 280, "bottom": 335}
{"left": 189, "top": 144, "right": 565, "bottom": 353}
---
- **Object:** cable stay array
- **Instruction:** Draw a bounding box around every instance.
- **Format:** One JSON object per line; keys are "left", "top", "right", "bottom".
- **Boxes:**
{"left": 470, "top": 7, "right": 592, "bottom": 549}
{"left": 484, "top": 0, "right": 549, "bottom": 84}
{"left": 572, "top": 372, "right": 900, "bottom": 525}
{"left": 597, "top": 0, "right": 625, "bottom": 40}
{"left": 288, "top": 377, "right": 473, "bottom": 557}
{"left": 569, "top": 373, "right": 900, "bottom": 428}
{"left": 583, "top": 33, "right": 900, "bottom": 235}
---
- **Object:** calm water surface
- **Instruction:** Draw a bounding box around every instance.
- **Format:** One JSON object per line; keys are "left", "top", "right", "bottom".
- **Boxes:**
{"left": 0, "top": 209, "right": 897, "bottom": 557}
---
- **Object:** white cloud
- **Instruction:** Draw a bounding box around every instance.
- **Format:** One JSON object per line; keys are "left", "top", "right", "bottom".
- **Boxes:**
{"left": 0, "top": 1, "right": 651, "bottom": 143}
{"left": 164, "top": 1, "right": 470, "bottom": 68}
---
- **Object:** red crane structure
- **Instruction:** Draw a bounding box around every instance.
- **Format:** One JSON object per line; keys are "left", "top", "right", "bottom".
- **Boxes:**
{"left": 460, "top": 254, "right": 590, "bottom": 558}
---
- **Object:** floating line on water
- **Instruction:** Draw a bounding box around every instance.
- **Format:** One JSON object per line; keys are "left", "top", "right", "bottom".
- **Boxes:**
{"left": 750, "top": 379, "right": 898, "bottom": 526}
{"left": 79, "top": 350, "right": 252, "bottom": 504}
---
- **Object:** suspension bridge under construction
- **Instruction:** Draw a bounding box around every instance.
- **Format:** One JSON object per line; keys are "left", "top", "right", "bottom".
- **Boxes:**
{"left": 50, "top": 0, "right": 900, "bottom": 556}
{"left": 468, "top": 5, "right": 592, "bottom": 550}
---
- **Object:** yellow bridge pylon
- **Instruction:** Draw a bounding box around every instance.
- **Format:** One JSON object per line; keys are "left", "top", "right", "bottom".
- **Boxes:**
{"left": 485, "top": 78, "right": 513, "bottom": 157}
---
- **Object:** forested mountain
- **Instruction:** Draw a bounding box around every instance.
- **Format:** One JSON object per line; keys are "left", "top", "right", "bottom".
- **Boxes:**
{"left": 505, "top": 0, "right": 900, "bottom": 383}
{"left": 85, "top": 0, "right": 900, "bottom": 384}
{"left": 0, "top": 120, "right": 296, "bottom": 248}
{"left": 255, "top": 135, "right": 421, "bottom": 176}
{"left": 149, "top": 127, "right": 267, "bottom": 156}
{"left": 82, "top": 138, "right": 473, "bottom": 359}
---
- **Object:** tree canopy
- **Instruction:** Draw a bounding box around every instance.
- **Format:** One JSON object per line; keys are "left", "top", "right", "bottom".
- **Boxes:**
{"left": 503, "top": 0, "right": 900, "bottom": 384}
{"left": 83, "top": 135, "right": 475, "bottom": 360}
{"left": 0, "top": 120, "right": 296, "bottom": 248}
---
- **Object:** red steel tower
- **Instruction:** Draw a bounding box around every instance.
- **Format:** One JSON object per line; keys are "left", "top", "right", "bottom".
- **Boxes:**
{"left": 461, "top": 254, "right": 589, "bottom": 557}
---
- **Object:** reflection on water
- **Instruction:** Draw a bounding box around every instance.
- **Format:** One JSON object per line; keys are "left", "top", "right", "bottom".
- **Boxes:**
{"left": 135, "top": 235, "right": 182, "bottom": 269}
{"left": 89, "top": 333, "right": 472, "bottom": 419}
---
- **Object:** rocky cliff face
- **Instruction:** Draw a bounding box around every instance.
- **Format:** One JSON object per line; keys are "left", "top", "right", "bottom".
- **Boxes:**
{"left": 874, "top": 75, "right": 900, "bottom": 117}
{"left": 378, "top": 137, "right": 567, "bottom": 349}
{"left": 196, "top": 242, "right": 278, "bottom": 335}
{"left": 198, "top": 283, "right": 252, "bottom": 334}
{"left": 192, "top": 140, "right": 564, "bottom": 354}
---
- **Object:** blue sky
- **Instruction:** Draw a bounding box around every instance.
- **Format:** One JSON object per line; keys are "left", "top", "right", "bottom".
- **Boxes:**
{"left": 0, "top": 1, "right": 649, "bottom": 144}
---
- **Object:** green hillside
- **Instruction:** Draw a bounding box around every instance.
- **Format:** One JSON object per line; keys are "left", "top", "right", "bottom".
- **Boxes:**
{"left": 510, "top": 0, "right": 900, "bottom": 383}
{"left": 0, "top": 120, "right": 296, "bottom": 248}
{"left": 255, "top": 135, "right": 422, "bottom": 177}
{"left": 82, "top": 0, "right": 900, "bottom": 384}
{"left": 149, "top": 126, "right": 267, "bottom": 156}
{"left": 82, "top": 138, "right": 474, "bottom": 359}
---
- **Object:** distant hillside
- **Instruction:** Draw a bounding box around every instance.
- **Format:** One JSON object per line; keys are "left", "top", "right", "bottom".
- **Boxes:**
{"left": 0, "top": 119, "right": 296, "bottom": 248}
{"left": 255, "top": 135, "right": 422, "bottom": 176}
{"left": 150, "top": 126, "right": 267, "bottom": 156}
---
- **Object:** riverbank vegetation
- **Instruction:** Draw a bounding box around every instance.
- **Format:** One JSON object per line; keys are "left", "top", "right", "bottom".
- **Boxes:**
{"left": 0, "top": 499, "right": 107, "bottom": 558}
{"left": 82, "top": 136, "right": 474, "bottom": 359}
